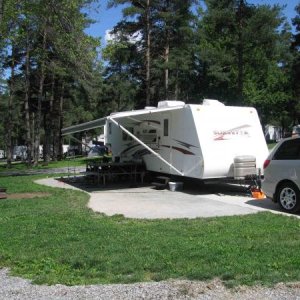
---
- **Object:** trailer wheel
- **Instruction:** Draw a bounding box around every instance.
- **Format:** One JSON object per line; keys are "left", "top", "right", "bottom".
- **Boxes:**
{"left": 276, "top": 182, "right": 300, "bottom": 213}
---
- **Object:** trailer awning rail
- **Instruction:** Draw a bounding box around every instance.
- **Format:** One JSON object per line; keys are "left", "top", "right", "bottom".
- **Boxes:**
{"left": 62, "top": 117, "right": 106, "bottom": 136}
{"left": 61, "top": 107, "right": 185, "bottom": 177}
{"left": 109, "top": 117, "right": 184, "bottom": 176}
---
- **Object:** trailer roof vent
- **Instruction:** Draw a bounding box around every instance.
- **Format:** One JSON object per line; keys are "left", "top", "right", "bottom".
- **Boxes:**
{"left": 157, "top": 100, "right": 185, "bottom": 109}
{"left": 202, "top": 99, "right": 225, "bottom": 106}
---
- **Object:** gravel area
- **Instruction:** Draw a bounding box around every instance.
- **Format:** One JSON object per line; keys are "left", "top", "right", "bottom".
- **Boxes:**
{"left": 1, "top": 268, "right": 300, "bottom": 300}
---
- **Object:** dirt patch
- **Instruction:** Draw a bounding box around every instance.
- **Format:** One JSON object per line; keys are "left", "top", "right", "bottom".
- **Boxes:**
{"left": 5, "top": 192, "right": 51, "bottom": 199}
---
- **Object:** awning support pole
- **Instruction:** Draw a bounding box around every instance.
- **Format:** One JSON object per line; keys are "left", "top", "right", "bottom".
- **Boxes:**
{"left": 109, "top": 117, "right": 184, "bottom": 176}
{"left": 67, "top": 135, "right": 92, "bottom": 150}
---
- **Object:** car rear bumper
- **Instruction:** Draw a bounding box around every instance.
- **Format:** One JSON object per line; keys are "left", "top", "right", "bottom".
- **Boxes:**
{"left": 262, "top": 179, "right": 276, "bottom": 201}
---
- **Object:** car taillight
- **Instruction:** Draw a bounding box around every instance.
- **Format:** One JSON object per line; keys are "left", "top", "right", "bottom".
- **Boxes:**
{"left": 263, "top": 159, "right": 271, "bottom": 169}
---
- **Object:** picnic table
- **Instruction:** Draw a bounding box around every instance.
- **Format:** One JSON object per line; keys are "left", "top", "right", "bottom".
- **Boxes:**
{"left": 85, "top": 159, "right": 146, "bottom": 185}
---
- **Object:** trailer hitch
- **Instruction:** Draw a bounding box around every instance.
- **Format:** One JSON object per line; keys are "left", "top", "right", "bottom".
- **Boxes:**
{"left": 247, "top": 169, "right": 266, "bottom": 199}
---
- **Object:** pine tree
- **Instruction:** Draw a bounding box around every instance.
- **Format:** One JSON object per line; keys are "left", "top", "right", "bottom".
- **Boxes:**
{"left": 291, "top": 3, "right": 300, "bottom": 124}
{"left": 0, "top": 0, "right": 102, "bottom": 165}
{"left": 108, "top": 0, "right": 157, "bottom": 106}
{"left": 197, "top": 0, "right": 292, "bottom": 115}
{"left": 152, "top": 0, "right": 197, "bottom": 101}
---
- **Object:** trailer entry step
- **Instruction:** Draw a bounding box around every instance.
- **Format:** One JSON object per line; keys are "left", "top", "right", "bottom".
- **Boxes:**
{"left": 152, "top": 182, "right": 167, "bottom": 190}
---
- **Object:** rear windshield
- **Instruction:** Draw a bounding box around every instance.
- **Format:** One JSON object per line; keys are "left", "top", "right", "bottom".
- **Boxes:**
{"left": 273, "top": 139, "right": 300, "bottom": 160}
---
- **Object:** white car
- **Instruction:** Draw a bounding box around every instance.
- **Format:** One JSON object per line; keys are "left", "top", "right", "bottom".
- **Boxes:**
{"left": 292, "top": 125, "right": 300, "bottom": 137}
{"left": 87, "top": 145, "right": 108, "bottom": 158}
{"left": 262, "top": 137, "right": 300, "bottom": 213}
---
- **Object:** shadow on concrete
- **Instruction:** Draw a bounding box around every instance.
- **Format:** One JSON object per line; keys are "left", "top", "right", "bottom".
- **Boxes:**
{"left": 183, "top": 181, "right": 250, "bottom": 197}
{"left": 246, "top": 198, "right": 300, "bottom": 217}
{"left": 57, "top": 176, "right": 150, "bottom": 193}
{"left": 246, "top": 198, "right": 279, "bottom": 210}
{"left": 58, "top": 175, "right": 251, "bottom": 197}
{"left": 55, "top": 176, "right": 300, "bottom": 218}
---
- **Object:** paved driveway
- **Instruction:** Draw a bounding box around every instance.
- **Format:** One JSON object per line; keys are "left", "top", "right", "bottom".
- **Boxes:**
{"left": 36, "top": 178, "right": 300, "bottom": 219}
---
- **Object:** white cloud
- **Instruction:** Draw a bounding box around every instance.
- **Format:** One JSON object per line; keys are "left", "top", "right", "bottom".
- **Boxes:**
{"left": 129, "top": 31, "right": 142, "bottom": 44}
{"left": 105, "top": 29, "right": 115, "bottom": 43}
{"left": 105, "top": 29, "right": 142, "bottom": 44}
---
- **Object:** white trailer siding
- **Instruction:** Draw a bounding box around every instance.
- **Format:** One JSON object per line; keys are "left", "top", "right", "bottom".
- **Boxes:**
{"left": 136, "top": 104, "right": 268, "bottom": 180}
{"left": 111, "top": 106, "right": 204, "bottom": 178}
{"left": 168, "top": 107, "right": 203, "bottom": 178}
{"left": 191, "top": 105, "right": 268, "bottom": 178}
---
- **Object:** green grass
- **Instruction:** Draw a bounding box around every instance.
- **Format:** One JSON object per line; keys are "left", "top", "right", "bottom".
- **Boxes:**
{"left": 0, "top": 157, "right": 105, "bottom": 172}
{"left": 0, "top": 175, "right": 300, "bottom": 287}
{"left": 0, "top": 156, "right": 112, "bottom": 172}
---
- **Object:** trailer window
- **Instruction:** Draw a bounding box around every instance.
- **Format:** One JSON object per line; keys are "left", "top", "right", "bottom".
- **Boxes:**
{"left": 164, "top": 119, "right": 169, "bottom": 136}
{"left": 108, "top": 122, "right": 112, "bottom": 135}
{"left": 122, "top": 127, "right": 134, "bottom": 141}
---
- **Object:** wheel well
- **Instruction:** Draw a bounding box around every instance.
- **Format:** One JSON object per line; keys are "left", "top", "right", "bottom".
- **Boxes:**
{"left": 274, "top": 180, "right": 299, "bottom": 202}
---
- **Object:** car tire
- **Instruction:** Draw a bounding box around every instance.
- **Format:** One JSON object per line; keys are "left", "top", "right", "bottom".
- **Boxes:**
{"left": 276, "top": 182, "right": 300, "bottom": 213}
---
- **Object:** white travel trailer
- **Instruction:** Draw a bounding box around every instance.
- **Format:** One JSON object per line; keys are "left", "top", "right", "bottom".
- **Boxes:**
{"left": 13, "top": 146, "right": 27, "bottom": 161}
{"left": 62, "top": 99, "right": 269, "bottom": 180}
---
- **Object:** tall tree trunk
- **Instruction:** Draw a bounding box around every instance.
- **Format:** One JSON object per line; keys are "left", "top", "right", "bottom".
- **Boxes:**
{"left": 24, "top": 31, "right": 32, "bottom": 166}
{"left": 52, "top": 80, "right": 64, "bottom": 161}
{"left": 175, "top": 69, "right": 179, "bottom": 100}
{"left": 164, "top": 43, "right": 169, "bottom": 99}
{"left": 43, "top": 110, "right": 48, "bottom": 163}
{"left": 237, "top": 0, "right": 244, "bottom": 102}
{"left": 58, "top": 81, "right": 64, "bottom": 160}
{"left": 43, "top": 73, "right": 55, "bottom": 164}
{"left": 33, "top": 26, "right": 47, "bottom": 166}
{"left": 0, "top": 0, "right": 4, "bottom": 26}
{"left": 6, "top": 46, "right": 15, "bottom": 168}
{"left": 52, "top": 86, "right": 59, "bottom": 161}
{"left": 164, "top": 0, "right": 170, "bottom": 100}
{"left": 31, "top": 112, "right": 35, "bottom": 159}
{"left": 145, "top": 0, "right": 151, "bottom": 106}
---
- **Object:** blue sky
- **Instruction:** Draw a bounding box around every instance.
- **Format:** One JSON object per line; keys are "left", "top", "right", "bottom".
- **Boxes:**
{"left": 86, "top": 0, "right": 299, "bottom": 46}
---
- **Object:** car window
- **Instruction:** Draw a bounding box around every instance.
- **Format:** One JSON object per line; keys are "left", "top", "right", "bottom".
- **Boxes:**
{"left": 293, "top": 126, "right": 300, "bottom": 135}
{"left": 273, "top": 139, "right": 300, "bottom": 160}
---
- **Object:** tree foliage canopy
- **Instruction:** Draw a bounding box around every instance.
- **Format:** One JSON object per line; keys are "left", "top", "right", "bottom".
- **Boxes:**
{"left": 0, "top": 0, "right": 299, "bottom": 164}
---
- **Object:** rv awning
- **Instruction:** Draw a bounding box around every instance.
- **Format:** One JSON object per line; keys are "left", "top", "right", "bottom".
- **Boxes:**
{"left": 62, "top": 104, "right": 185, "bottom": 136}
{"left": 62, "top": 117, "right": 106, "bottom": 136}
